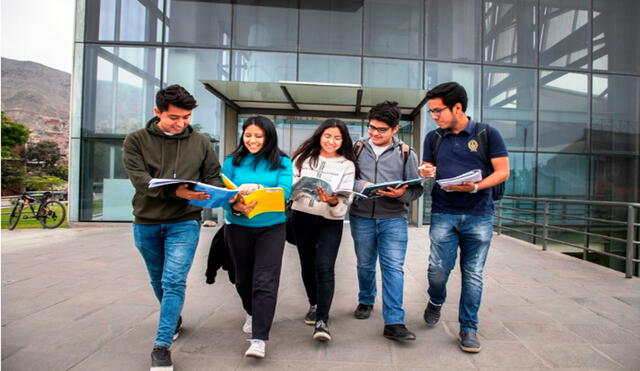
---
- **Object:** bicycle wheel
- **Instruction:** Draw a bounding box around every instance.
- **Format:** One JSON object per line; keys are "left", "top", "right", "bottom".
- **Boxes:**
{"left": 38, "top": 200, "right": 66, "bottom": 229}
{"left": 7, "top": 202, "right": 24, "bottom": 230}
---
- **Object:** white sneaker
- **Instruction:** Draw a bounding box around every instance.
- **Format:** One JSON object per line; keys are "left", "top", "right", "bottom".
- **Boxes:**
{"left": 242, "top": 314, "right": 252, "bottom": 334}
{"left": 245, "top": 339, "right": 265, "bottom": 358}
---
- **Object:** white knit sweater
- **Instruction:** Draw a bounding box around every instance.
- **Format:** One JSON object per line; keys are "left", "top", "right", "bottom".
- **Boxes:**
{"left": 291, "top": 155, "right": 356, "bottom": 220}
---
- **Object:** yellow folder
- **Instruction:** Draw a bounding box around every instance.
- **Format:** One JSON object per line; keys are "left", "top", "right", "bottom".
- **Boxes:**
{"left": 221, "top": 173, "right": 285, "bottom": 218}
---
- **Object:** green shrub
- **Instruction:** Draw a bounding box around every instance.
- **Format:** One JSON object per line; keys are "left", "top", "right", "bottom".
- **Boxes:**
{"left": 24, "top": 175, "right": 66, "bottom": 191}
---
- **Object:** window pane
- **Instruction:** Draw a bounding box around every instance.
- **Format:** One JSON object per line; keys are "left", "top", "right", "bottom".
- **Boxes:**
{"left": 593, "top": 0, "right": 640, "bottom": 74}
{"left": 299, "top": 0, "right": 363, "bottom": 55}
{"left": 363, "top": 58, "right": 422, "bottom": 89}
{"left": 85, "top": 0, "right": 163, "bottom": 42}
{"left": 506, "top": 152, "right": 535, "bottom": 196}
{"left": 591, "top": 155, "right": 639, "bottom": 202}
{"left": 232, "top": 51, "right": 296, "bottom": 82}
{"left": 233, "top": 0, "right": 298, "bottom": 51}
{"left": 539, "top": 0, "right": 589, "bottom": 69}
{"left": 299, "top": 54, "right": 361, "bottom": 84}
{"left": 165, "top": 48, "right": 230, "bottom": 140}
{"left": 425, "top": 0, "right": 481, "bottom": 62}
{"left": 538, "top": 71, "right": 588, "bottom": 152}
{"left": 483, "top": 66, "right": 536, "bottom": 151}
{"left": 425, "top": 62, "right": 480, "bottom": 119}
{"left": 592, "top": 74, "right": 640, "bottom": 154}
{"left": 537, "top": 154, "right": 588, "bottom": 198}
{"left": 364, "top": 0, "right": 423, "bottom": 59}
{"left": 80, "top": 141, "right": 134, "bottom": 221}
{"left": 483, "top": 0, "right": 537, "bottom": 66}
{"left": 166, "top": 0, "right": 231, "bottom": 47}
{"left": 83, "top": 46, "right": 162, "bottom": 135}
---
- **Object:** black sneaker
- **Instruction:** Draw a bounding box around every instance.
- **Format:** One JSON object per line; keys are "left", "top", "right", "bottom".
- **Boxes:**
{"left": 423, "top": 301, "right": 442, "bottom": 325}
{"left": 354, "top": 303, "right": 373, "bottom": 319}
{"left": 383, "top": 324, "right": 416, "bottom": 341}
{"left": 304, "top": 305, "right": 317, "bottom": 325}
{"left": 173, "top": 316, "right": 182, "bottom": 341}
{"left": 150, "top": 345, "right": 173, "bottom": 371}
{"left": 312, "top": 320, "right": 332, "bottom": 342}
{"left": 459, "top": 330, "right": 481, "bottom": 353}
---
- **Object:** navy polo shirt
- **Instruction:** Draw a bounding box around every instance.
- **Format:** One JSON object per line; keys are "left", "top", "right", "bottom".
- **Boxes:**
{"left": 422, "top": 120, "right": 508, "bottom": 216}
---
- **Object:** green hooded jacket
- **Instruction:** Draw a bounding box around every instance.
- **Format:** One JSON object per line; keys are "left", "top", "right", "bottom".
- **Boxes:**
{"left": 122, "top": 117, "right": 222, "bottom": 224}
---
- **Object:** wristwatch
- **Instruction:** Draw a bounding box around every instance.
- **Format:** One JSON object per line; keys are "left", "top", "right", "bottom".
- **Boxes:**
{"left": 470, "top": 183, "right": 479, "bottom": 194}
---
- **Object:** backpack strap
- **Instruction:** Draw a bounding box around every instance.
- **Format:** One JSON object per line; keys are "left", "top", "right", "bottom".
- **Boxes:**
{"left": 429, "top": 128, "right": 445, "bottom": 165}
{"left": 474, "top": 122, "right": 492, "bottom": 170}
{"left": 354, "top": 139, "right": 365, "bottom": 159}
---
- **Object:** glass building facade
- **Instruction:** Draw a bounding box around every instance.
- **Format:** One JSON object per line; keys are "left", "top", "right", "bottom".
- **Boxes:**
{"left": 71, "top": 0, "right": 639, "bottom": 233}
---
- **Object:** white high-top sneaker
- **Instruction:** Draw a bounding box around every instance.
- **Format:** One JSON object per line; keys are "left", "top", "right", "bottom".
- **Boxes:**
{"left": 244, "top": 339, "right": 265, "bottom": 358}
{"left": 242, "top": 314, "right": 252, "bottom": 334}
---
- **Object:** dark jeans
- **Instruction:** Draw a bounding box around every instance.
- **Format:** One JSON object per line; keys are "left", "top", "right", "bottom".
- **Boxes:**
{"left": 428, "top": 213, "right": 493, "bottom": 331}
{"left": 225, "top": 223, "right": 286, "bottom": 340}
{"left": 291, "top": 210, "right": 344, "bottom": 323}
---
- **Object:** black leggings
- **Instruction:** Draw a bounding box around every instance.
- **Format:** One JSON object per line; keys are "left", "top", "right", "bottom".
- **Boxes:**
{"left": 291, "top": 210, "right": 343, "bottom": 322}
{"left": 226, "top": 223, "right": 285, "bottom": 340}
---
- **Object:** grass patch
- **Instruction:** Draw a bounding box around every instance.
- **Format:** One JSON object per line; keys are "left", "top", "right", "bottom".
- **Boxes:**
{"left": 1, "top": 202, "right": 68, "bottom": 230}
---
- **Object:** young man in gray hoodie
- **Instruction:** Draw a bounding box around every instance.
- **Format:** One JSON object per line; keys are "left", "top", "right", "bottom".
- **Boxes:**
{"left": 350, "top": 101, "right": 424, "bottom": 341}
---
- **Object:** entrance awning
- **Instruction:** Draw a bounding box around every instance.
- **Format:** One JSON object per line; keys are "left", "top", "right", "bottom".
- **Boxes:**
{"left": 201, "top": 80, "right": 428, "bottom": 121}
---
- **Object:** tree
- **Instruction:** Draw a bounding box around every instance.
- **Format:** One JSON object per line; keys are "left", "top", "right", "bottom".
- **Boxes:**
{"left": 1, "top": 111, "right": 30, "bottom": 157}
{"left": 27, "top": 140, "right": 62, "bottom": 172}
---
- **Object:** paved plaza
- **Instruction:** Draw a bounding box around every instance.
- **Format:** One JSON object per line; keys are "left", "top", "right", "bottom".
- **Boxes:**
{"left": 2, "top": 225, "right": 640, "bottom": 370}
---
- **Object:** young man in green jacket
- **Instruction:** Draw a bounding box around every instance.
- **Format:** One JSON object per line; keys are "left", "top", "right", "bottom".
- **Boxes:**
{"left": 123, "top": 84, "right": 222, "bottom": 371}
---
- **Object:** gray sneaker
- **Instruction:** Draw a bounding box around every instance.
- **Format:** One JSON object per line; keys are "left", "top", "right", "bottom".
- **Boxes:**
{"left": 313, "top": 320, "right": 332, "bottom": 342}
{"left": 304, "top": 305, "right": 317, "bottom": 325}
{"left": 459, "top": 330, "right": 481, "bottom": 353}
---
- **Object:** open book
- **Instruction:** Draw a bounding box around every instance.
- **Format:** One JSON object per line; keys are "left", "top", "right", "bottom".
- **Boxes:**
{"left": 291, "top": 176, "right": 363, "bottom": 201}
{"left": 361, "top": 177, "right": 429, "bottom": 198}
{"left": 148, "top": 178, "right": 238, "bottom": 208}
{"left": 221, "top": 174, "right": 285, "bottom": 219}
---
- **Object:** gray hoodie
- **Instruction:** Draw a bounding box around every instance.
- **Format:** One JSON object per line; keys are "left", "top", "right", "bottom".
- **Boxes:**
{"left": 349, "top": 137, "right": 423, "bottom": 219}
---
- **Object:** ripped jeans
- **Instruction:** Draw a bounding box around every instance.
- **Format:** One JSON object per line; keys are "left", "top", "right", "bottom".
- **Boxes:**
{"left": 427, "top": 213, "right": 493, "bottom": 331}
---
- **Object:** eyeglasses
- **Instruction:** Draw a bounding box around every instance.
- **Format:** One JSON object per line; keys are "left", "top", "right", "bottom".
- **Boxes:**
{"left": 427, "top": 106, "right": 450, "bottom": 115}
{"left": 368, "top": 124, "right": 391, "bottom": 133}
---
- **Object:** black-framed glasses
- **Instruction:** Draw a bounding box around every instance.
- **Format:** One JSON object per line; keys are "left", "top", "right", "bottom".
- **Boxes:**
{"left": 427, "top": 106, "right": 450, "bottom": 115}
{"left": 368, "top": 124, "right": 391, "bottom": 133}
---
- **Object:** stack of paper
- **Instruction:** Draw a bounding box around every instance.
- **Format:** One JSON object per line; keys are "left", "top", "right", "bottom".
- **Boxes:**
{"left": 436, "top": 169, "right": 483, "bottom": 188}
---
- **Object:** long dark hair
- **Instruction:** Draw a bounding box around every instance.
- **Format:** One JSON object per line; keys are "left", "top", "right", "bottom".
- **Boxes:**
{"left": 231, "top": 116, "right": 287, "bottom": 170}
{"left": 292, "top": 118, "right": 357, "bottom": 172}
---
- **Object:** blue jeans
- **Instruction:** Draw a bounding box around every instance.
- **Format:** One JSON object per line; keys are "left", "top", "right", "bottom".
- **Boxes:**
{"left": 350, "top": 215, "right": 408, "bottom": 325}
{"left": 427, "top": 213, "right": 493, "bottom": 331}
{"left": 133, "top": 220, "right": 201, "bottom": 347}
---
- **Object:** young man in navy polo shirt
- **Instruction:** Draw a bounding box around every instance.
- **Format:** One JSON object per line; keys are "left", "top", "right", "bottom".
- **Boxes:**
{"left": 418, "top": 82, "right": 509, "bottom": 353}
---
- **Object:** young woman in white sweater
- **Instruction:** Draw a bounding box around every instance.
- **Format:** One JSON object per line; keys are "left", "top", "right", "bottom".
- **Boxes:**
{"left": 290, "top": 118, "right": 357, "bottom": 342}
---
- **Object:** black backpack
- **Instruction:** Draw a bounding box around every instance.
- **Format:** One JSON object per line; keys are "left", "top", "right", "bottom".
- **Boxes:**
{"left": 429, "top": 122, "right": 505, "bottom": 201}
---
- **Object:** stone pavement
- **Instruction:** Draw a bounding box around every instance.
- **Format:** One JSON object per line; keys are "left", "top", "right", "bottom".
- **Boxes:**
{"left": 2, "top": 225, "right": 640, "bottom": 371}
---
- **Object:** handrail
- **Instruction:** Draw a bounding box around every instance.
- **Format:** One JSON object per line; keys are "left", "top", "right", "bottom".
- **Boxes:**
{"left": 496, "top": 196, "right": 640, "bottom": 278}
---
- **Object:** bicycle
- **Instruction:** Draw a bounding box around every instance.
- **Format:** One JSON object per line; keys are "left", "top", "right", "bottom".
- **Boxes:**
{"left": 7, "top": 192, "right": 66, "bottom": 230}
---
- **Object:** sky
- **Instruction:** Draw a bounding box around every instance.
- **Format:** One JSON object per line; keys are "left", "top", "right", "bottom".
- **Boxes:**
{"left": 2, "top": 0, "right": 76, "bottom": 73}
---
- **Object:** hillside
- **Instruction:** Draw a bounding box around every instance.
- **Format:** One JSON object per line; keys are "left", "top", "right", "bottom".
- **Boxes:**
{"left": 1, "top": 57, "right": 70, "bottom": 156}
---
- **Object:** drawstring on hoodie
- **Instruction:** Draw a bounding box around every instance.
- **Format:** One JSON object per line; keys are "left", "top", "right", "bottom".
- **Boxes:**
{"left": 174, "top": 141, "right": 180, "bottom": 178}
